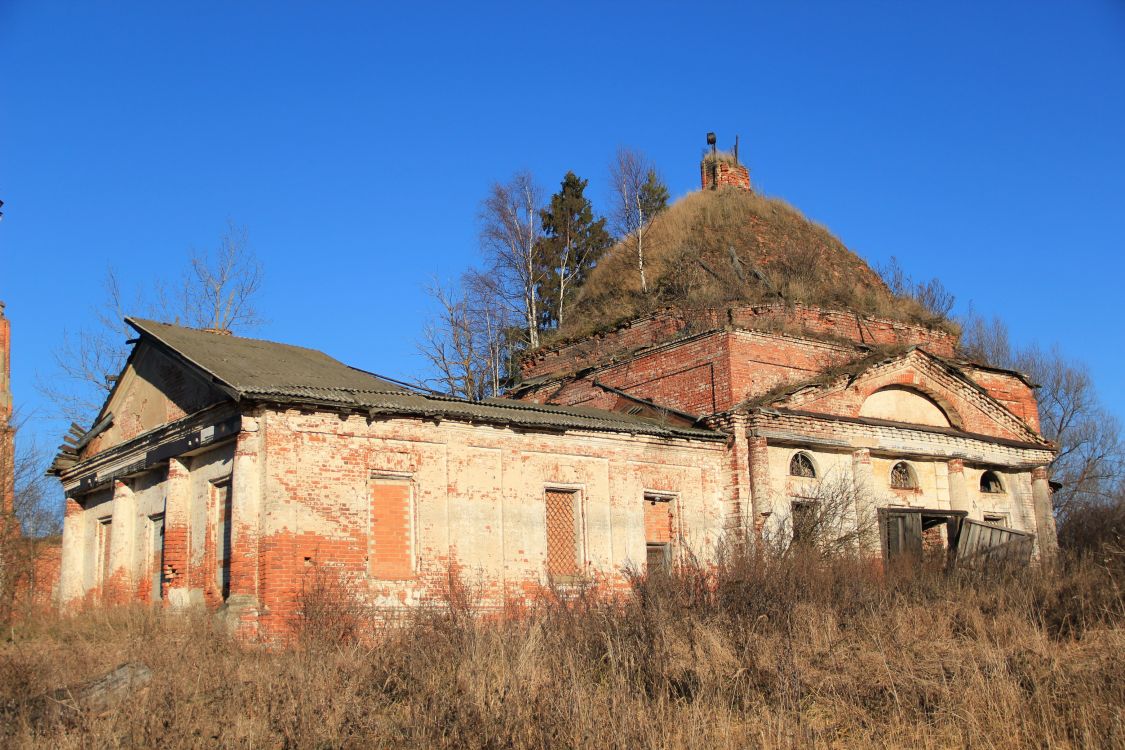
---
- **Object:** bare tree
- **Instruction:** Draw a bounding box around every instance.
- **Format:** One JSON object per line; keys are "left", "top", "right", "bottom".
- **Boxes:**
{"left": 38, "top": 270, "right": 137, "bottom": 423}
{"left": 609, "top": 148, "right": 668, "bottom": 295}
{"left": 175, "top": 221, "right": 264, "bottom": 331}
{"left": 763, "top": 475, "right": 879, "bottom": 559}
{"left": 38, "top": 222, "right": 265, "bottom": 425}
{"left": 478, "top": 172, "right": 546, "bottom": 350}
{"left": 962, "top": 313, "right": 1124, "bottom": 519}
{"left": 878, "top": 256, "right": 955, "bottom": 321}
{"left": 418, "top": 272, "right": 513, "bottom": 401}
{"left": 1, "top": 416, "right": 59, "bottom": 628}
{"left": 959, "top": 311, "right": 1011, "bottom": 366}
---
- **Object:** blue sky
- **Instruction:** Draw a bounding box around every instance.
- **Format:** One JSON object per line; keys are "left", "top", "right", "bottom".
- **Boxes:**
{"left": 2, "top": 1, "right": 1124, "bottom": 461}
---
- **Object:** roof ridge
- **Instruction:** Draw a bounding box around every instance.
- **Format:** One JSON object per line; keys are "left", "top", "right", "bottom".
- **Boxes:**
{"left": 127, "top": 317, "right": 332, "bottom": 356}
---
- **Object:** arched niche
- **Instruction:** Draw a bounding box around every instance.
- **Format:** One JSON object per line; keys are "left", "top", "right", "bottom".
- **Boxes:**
{"left": 859, "top": 386, "right": 956, "bottom": 428}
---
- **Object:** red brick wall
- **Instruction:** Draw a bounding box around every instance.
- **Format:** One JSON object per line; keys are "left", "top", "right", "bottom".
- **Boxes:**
{"left": 727, "top": 330, "right": 856, "bottom": 406}
{"left": 643, "top": 498, "right": 673, "bottom": 544}
{"left": 12, "top": 539, "right": 61, "bottom": 617}
{"left": 518, "top": 330, "right": 732, "bottom": 415}
{"left": 522, "top": 328, "right": 860, "bottom": 417}
{"left": 959, "top": 366, "right": 1041, "bottom": 432}
{"left": 370, "top": 479, "right": 413, "bottom": 580}
{"left": 780, "top": 355, "right": 1040, "bottom": 442}
{"left": 728, "top": 305, "right": 956, "bottom": 357}
{"left": 1, "top": 305, "right": 13, "bottom": 512}
{"left": 701, "top": 160, "right": 751, "bottom": 191}
{"left": 520, "top": 304, "right": 956, "bottom": 385}
{"left": 520, "top": 311, "right": 700, "bottom": 379}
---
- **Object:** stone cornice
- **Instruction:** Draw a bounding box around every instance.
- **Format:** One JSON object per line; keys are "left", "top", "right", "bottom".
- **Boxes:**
{"left": 748, "top": 407, "right": 1054, "bottom": 469}
{"left": 58, "top": 403, "right": 241, "bottom": 495}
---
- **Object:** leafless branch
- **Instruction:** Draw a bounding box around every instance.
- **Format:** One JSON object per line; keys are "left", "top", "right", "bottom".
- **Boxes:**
{"left": 479, "top": 172, "right": 545, "bottom": 350}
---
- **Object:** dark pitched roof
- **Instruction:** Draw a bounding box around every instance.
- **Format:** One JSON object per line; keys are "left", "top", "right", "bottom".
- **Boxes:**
{"left": 126, "top": 319, "right": 722, "bottom": 442}
{"left": 127, "top": 318, "right": 408, "bottom": 396}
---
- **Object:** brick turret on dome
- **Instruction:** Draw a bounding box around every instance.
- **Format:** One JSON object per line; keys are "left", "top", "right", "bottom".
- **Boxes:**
{"left": 701, "top": 133, "right": 751, "bottom": 191}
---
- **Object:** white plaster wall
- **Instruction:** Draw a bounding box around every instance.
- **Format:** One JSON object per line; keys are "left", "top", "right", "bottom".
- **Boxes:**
{"left": 966, "top": 467, "right": 1035, "bottom": 532}
{"left": 260, "top": 409, "right": 727, "bottom": 608}
{"left": 761, "top": 445, "right": 855, "bottom": 538}
{"left": 76, "top": 488, "right": 112, "bottom": 595}
{"left": 186, "top": 443, "right": 234, "bottom": 604}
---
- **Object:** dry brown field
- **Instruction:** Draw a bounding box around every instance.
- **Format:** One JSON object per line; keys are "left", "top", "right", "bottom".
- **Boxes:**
{"left": 2, "top": 549, "right": 1122, "bottom": 749}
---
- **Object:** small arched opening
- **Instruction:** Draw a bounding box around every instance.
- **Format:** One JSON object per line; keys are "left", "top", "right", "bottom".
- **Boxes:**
{"left": 789, "top": 451, "right": 817, "bottom": 479}
{"left": 980, "top": 470, "right": 1005, "bottom": 494}
{"left": 890, "top": 461, "right": 919, "bottom": 491}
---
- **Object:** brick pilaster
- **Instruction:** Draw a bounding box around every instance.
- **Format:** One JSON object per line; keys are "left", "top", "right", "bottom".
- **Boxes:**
{"left": 163, "top": 457, "right": 192, "bottom": 607}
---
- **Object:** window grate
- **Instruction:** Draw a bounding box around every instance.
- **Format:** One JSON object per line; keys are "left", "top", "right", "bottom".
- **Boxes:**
{"left": 545, "top": 490, "right": 579, "bottom": 577}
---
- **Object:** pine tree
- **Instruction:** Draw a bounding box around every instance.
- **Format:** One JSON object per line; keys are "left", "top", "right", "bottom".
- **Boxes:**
{"left": 535, "top": 172, "right": 612, "bottom": 329}
{"left": 638, "top": 168, "right": 669, "bottom": 219}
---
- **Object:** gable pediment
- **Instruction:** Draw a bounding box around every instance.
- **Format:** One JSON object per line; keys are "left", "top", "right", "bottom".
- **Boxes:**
{"left": 769, "top": 350, "right": 1045, "bottom": 444}
{"left": 80, "top": 341, "right": 230, "bottom": 457}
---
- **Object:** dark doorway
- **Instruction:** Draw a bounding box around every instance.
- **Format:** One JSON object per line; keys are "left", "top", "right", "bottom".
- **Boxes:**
{"left": 878, "top": 508, "right": 966, "bottom": 566}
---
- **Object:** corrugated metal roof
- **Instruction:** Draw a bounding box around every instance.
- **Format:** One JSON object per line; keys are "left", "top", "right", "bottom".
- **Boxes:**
{"left": 127, "top": 318, "right": 408, "bottom": 394}
{"left": 126, "top": 318, "right": 723, "bottom": 442}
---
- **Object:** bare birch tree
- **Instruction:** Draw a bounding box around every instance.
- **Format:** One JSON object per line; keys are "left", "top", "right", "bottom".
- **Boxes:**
{"left": 609, "top": 148, "right": 669, "bottom": 295}
{"left": 38, "top": 222, "right": 265, "bottom": 425}
{"left": 418, "top": 272, "right": 513, "bottom": 401}
{"left": 478, "top": 172, "right": 546, "bottom": 349}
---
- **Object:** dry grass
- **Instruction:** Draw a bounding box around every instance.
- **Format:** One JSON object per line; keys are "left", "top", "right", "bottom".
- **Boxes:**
{"left": 558, "top": 188, "right": 955, "bottom": 344}
{"left": 701, "top": 149, "right": 740, "bottom": 167}
{"left": 2, "top": 549, "right": 1123, "bottom": 749}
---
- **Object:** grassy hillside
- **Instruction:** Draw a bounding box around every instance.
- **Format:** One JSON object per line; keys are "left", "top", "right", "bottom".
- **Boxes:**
{"left": 558, "top": 187, "right": 954, "bottom": 343}
{"left": 2, "top": 552, "right": 1121, "bottom": 748}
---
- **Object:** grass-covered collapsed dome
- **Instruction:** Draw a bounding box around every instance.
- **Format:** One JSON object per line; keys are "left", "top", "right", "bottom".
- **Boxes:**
{"left": 558, "top": 186, "right": 951, "bottom": 342}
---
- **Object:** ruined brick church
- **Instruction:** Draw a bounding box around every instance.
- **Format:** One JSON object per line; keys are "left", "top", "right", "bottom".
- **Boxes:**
{"left": 50, "top": 144, "right": 1058, "bottom": 637}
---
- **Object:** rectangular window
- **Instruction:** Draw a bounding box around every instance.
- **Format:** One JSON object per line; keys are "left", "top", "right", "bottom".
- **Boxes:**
{"left": 370, "top": 477, "right": 414, "bottom": 580}
{"left": 148, "top": 514, "right": 165, "bottom": 601}
{"left": 646, "top": 543, "right": 671, "bottom": 573}
{"left": 95, "top": 518, "right": 112, "bottom": 593}
{"left": 791, "top": 501, "right": 817, "bottom": 545}
{"left": 213, "top": 479, "right": 232, "bottom": 600}
{"left": 643, "top": 494, "right": 674, "bottom": 573}
{"left": 545, "top": 489, "right": 582, "bottom": 580}
{"left": 982, "top": 512, "right": 1010, "bottom": 526}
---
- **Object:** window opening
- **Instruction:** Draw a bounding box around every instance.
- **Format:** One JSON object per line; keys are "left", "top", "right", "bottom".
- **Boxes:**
{"left": 149, "top": 514, "right": 165, "bottom": 601}
{"left": 790, "top": 500, "right": 817, "bottom": 544}
{"left": 646, "top": 543, "right": 671, "bottom": 573}
{"left": 890, "top": 461, "right": 918, "bottom": 490}
{"left": 644, "top": 494, "right": 674, "bottom": 573}
{"left": 213, "top": 479, "right": 232, "bottom": 600}
{"left": 545, "top": 489, "right": 582, "bottom": 580}
{"left": 95, "top": 518, "right": 112, "bottom": 594}
{"left": 980, "top": 471, "right": 1004, "bottom": 494}
{"left": 789, "top": 452, "right": 816, "bottom": 478}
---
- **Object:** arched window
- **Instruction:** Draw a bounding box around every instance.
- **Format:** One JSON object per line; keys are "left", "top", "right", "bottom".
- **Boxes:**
{"left": 789, "top": 452, "right": 816, "bottom": 478}
{"left": 890, "top": 461, "right": 918, "bottom": 490}
{"left": 980, "top": 471, "right": 1004, "bottom": 494}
